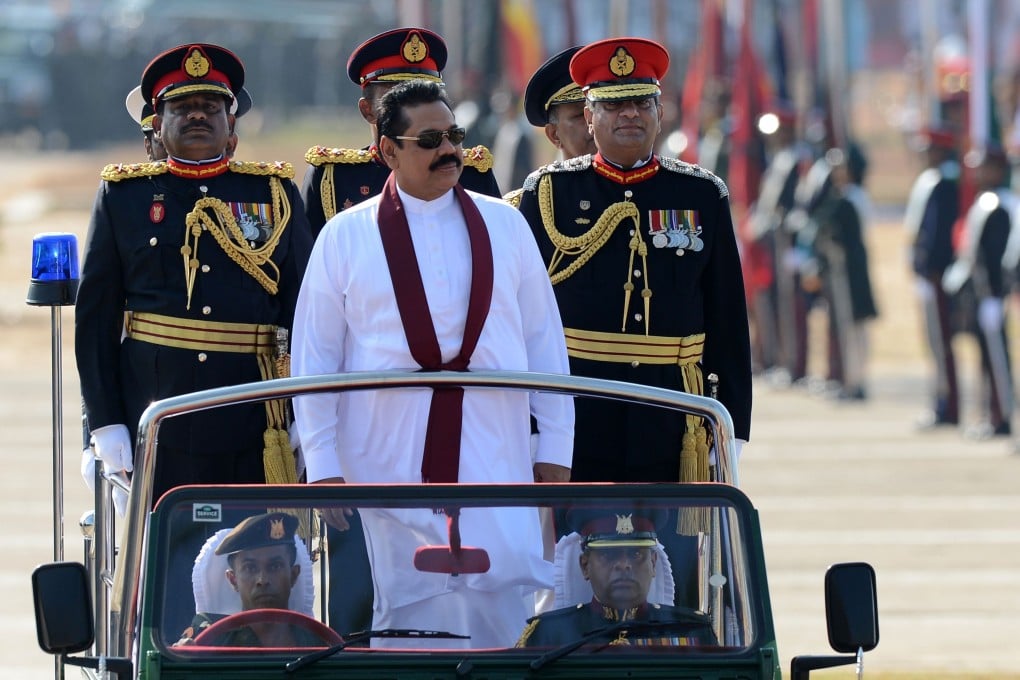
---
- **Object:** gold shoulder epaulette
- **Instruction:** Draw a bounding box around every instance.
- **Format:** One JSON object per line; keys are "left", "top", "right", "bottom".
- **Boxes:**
{"left": 463, "top": 145, "right": 494, "bottom": 173}
{"left": 228, "top": 160, "right": 295, "bottom": 179}
{"left": 659, "top": 155, "right": 729, "bottom": 199}
{"left": 522, "top": 154, "right": 592, "bottom": 192}
{"left": 100, "top": 161, "right": 168, "bottom": 182}
{"left": 503, "top": 187, "right": 524, "bottom": 209}
{"left": 304, "top": 146, "right": 374, "bottom": 167}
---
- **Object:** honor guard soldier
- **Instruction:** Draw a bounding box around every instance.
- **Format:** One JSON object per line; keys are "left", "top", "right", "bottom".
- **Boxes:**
{"left": 76, "top": 43, "right": 313, "bottom": 504}
{"left": 516, "top": 507, "right": 717, "bottom": 648}
{"left": 745, "top": 103, "right": 803, "bottom": 378}
{"left": 301, "top": 27, "right": 501, "bottom": 239}
{"left": 515, "top": 38, "right": 751, "bottom": 607}
{"left": 905, "top": 126, "right": 962, "bottom": 428}
{"left": 943, "top": 143, "right": 1016, "bottom": 438}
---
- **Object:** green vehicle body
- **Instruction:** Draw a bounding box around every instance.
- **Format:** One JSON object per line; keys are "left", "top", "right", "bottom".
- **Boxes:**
{"left": 32, "top": 372, "right": 876, "bottom": 679}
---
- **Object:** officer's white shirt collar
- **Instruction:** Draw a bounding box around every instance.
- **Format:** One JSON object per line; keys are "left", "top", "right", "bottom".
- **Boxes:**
{"left": 168, "top": 153, "right": 226, "bottom": 165}
{"left": 602, "top": 153, "right": 654, "bottom": 171}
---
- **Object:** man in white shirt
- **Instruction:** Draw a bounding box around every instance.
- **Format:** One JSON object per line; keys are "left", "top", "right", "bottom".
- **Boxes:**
{"left": 292, "top": 79, "right": 574, "bottom": 648}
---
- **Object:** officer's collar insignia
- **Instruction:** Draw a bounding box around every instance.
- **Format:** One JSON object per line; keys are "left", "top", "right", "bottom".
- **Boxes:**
{"left": 609, "top": 47, "right": 636, "bottom": 78}
{"left": 402, "top": 32, "right": 428, "bottom": 64}
{"left": 184, "top": 47, "right": 212, "bottom": 79}
{"left": 579, "top": 200, "right": 590, "bottom": 210}
{"left": 166, "top": 156, "right": 229, "bottom": 179}
{"left": 592, "top": 153, "right": 660, "bottom": 185}
{"left": 616, "top": 514, "right": 634, "bottom": 534}
{"left": 270, "top": 518, "right": 285, "bottom": 539}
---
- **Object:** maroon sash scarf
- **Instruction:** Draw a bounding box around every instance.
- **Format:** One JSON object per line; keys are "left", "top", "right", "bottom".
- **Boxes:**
{"left": 377, "top": 174, "right": 494, "bottom": 483}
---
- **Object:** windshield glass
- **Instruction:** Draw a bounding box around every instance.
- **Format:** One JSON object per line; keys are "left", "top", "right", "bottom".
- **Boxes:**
{"left": 149, "top": 484, "right": 758, "bottom": 662}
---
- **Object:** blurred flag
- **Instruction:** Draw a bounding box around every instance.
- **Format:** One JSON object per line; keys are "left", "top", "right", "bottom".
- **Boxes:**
{"left": 500, "top": 0, "right": 544, "bottom": 96}
{"left": 679, "top": 0, "right": 724, "bottom": 163}
{"left": 728, "top": 0, "right": 771, "bottom": 214}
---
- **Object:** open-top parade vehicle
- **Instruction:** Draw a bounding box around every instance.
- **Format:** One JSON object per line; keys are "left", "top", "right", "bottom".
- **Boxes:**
{"left": 31, "top": 371, "right": 878, "bottom": 679}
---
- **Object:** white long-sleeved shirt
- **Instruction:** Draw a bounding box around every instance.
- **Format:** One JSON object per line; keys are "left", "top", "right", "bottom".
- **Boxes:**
{"left": 292, "top": 185, "right": 574, "bottom": 484}
{"left": 291, "top": 185, "right": 574, "bottom": 624}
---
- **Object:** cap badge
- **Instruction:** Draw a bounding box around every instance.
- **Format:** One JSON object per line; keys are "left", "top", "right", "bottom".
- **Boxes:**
{"left": 609, "top": 47, "right": 636, "bottom": 78}
{"left": 402, "top": 32, "right": 428, "bottom": 64}
{"left": 184, "top": 47, "right": 212, "bottom": 79}
{"left": 615, "top": 514, "right": 634, "bottom": 534}
{"left": 269, "top": 517, "right": 285, "bottom": 540}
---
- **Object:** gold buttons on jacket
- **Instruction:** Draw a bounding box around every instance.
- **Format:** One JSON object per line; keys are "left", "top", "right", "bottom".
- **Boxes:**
{"left": 198, "top": 353, "right": 208, "bottom": 362}
{"left": 149, "top": 237, "right": 158, "bottom": 246}
{"left": 202, "top": 306, "right": 212, "bottom": 315}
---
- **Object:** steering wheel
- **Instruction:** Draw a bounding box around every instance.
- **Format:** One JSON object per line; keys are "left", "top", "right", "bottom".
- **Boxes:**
{"left": 192, "top": 608, "right": 342, "bottom": 647}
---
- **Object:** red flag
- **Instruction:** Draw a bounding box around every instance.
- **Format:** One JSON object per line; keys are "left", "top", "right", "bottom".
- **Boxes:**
{"left": 679, "top": 0, "right": 724, "bottom": 163}
{"left": 500, "top": 0, "right": 544, "bottom": 96}
{"left": 728, "top": 0, "right": 771, "bottom": 213}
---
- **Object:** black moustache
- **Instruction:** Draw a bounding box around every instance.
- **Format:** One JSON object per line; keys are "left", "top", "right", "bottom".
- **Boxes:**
{"left": 430, "top": 155, "right": 462, "bottom": 171}
{"left": 183, "top": 123, "right": 212, "bottom": 133}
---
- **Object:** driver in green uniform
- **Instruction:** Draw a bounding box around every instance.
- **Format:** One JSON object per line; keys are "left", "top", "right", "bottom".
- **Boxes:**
{"left": 175, "top": 512, "right": 324, "bottom": 647}
{"left": 516, "top": 507, "right": 718, "bottom": 648}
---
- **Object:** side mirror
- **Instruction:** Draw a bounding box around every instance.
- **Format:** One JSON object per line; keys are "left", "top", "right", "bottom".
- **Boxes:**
{"left": 32, "top": 562, "right": 94, "bottom": 655}
{"left": 790, "top": 562, "right": 879, "bottom": 679}
{"left": 825, "top": 561, "right": 879, "bottom": 652}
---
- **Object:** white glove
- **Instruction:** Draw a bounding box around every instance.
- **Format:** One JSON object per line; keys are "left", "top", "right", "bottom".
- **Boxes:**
{"left": 80, "top": 448, "right": 130, "bottom": 518}
{"left": 914, "top": 276, "right": 935, "bottom": 302}
{"left": 90, "top": 424, "right": 133, "bottom": 474}
{"left": 978, "top": 297, "right": 1004, "bottom": 333}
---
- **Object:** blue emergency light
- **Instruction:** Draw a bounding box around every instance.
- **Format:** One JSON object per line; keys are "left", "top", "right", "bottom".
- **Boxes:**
{"left": 26, "top": 232, "right": 79, "bottom": 306}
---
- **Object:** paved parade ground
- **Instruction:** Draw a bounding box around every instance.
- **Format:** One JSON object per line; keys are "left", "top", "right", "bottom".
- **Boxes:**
{"left": 2, "top": 139, "right": 1019, "bottom": 677}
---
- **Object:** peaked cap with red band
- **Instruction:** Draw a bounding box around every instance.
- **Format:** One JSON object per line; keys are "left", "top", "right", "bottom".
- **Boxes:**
{"left": 567, "top": 506, "right": 666, "bottom": 549}
{"left": 141, "top": 43, "right": 244, "bottom": 108}
{"left": 346, "top": 27, "right": 447, "bottom": 87}
{"left": 569, "top": 37, "right": 669, "bottom": 103}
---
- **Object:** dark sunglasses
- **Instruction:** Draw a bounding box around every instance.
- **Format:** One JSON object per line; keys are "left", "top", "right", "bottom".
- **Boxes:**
{"left": 393, "top": 126, "right": 467, "bottom": 149}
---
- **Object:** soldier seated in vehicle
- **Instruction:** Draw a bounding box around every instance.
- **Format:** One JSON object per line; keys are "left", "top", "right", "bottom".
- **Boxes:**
{"left": 175, "top": 512, "right": 329, "bottom": 647}
{"left": 516, "top": 507, "right": 718, "bottom": 648}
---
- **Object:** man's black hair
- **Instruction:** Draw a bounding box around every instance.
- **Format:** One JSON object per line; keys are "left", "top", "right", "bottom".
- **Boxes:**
{"left": 376, "top": 79, "right": 452, "bottom": 147}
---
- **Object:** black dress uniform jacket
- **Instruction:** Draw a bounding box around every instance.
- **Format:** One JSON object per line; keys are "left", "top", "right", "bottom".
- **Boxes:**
{"left": 75, "top": 160, "right": 313, "bottom": 475}
{"left": 301, "top": 144, "right": 501, "bottom": 238}
{"left": 517, "top": 600, "right": 718, "bottom": 648}
{"left": 517, "top": 154, "right": 752, "bottom": 482}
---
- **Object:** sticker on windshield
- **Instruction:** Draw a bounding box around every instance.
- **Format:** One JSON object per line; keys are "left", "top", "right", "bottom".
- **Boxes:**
{"left": 192, "top": 503, "right": 223, "bottom": 523}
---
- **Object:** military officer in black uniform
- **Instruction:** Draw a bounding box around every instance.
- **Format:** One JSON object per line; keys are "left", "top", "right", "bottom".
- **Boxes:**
{"left": 516, "top": 507, "right": 717, "bottom": 648}
{"left": 516, "top": 38, "right": 751, "bottom": 608}
{"left": 301, "top": 27, "right": 500, "bottom": 238}
{"left": 77, "top": 42, "right": 311, "bottom": 502}
{"left": 76, "top": 44, "right": 313, "bottom": 632}
{"left": 516, "top": 37, "right": 751, "bottom": 482}
{"left": 905, "top": 125, "right": 963, "bottom": 428}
